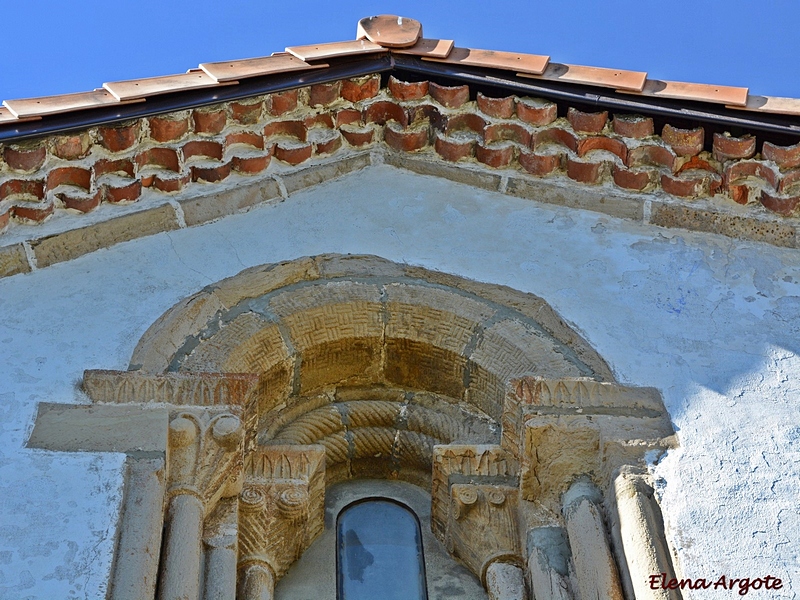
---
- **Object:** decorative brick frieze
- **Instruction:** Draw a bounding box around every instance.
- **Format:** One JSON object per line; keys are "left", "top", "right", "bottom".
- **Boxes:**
{"left": 1, "top": 74, "right": 800, "bottom": 263}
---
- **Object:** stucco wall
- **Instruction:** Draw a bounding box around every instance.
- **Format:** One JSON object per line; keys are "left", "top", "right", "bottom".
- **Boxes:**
{"left": 0, "top": 164, "right": 797, "bottom": 598}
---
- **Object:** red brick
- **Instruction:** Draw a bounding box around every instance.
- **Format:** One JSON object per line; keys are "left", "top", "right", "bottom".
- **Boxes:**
{"left": 309, "top": 81, "right": 341, "bottom": 107}
{"left": 388, "top": 76, "right": 429, "bottom": 101}
{"left": 612, "top": 115, "right": 654, "bottom": 139}
{"left": 763, "top": 141, "right": 800, "bottom": 170}
{"left": 476, "top": 142, "right": 514, "bottom": 168}
{"left": 232, "top": 154, "right": 272, "bottom": 175}
{"left": 760, "top": 190, "right": 800, "bottom": 216}
{"left": 384, "top": 123, "right": 428, "bottom": 152}
{"left": 304, "top": 113, "right": 334, "bottom": 129}
{"left": 0, "top": 208, "right": 9, "bottom": 231}
{"left": 676, "top": 155, "right": 719, "bottom": 175}
{"left": 476, "top": 93, "right": 514, "bottom": 119}
{"left": 191, "top": 162, "right": 232, "bottom": 183}
{"left": 661, "top": 173, "right": 708, "bottom": 197}
{"left": 274, "top": 142, "right": 312, "bottom": 165}
{"left": 484, "top": 123, "right": 531, "bottom": 146}
{"left": 47, "top": 166, "right": 92, "bottom": 191}
{"left": 626, "top": 145, "right": 676, "bottom": 171}
{"left": 533, "top": 128, "right": 578, "bottom": 153}
{"left": 662, "top": 124, "right": 704, "bottom": 157}
{"left": 728, "top": 183, "right": 749, "bottom": 205}
{"left": 59, "top": 190, "right": 102, "bottom": 213}
{"left": 183, "top": 140, "right": 224, "bottom": 161}
{"left": 193, "top": 109, "right": 227, "bottom": 135}
{"left": 342, "top": 75, "right": 381, "bottom": 102}
{"left": 336, "top": 109, "right": 362, "bottom": 127}
{"left": 577, "top": 136, "right": 627, "bottom": 162}
{"left": 516, "top": 98, "right": 557, "bottom": 126}
{"left": 103, "top": 180, "right": 142, "bottom": 203}
{"left": 725, "top": 161, "right": 779, "bottom": 190}
{"left": 266, "top": 89, "right": 299, "bottom": 116}
{"left": 429, "top": 82, "right": 470, "bottom": 109}
{"left": 3, "top": 145, "right": 46, "bottom": 172}
{"left": 340, "top": 125, "right": 375, "bottom": 147}
{"left": 519, "top": 149, "right": 561, "bottom": 176}
{"left": 446, "top": 113, "right": 487, "bottom": 135}
{"left": 713, "top": 133, "right": 755, "bottom": 162}
{"left": 136, "top": 148, "right": 180, "bottom": 172}
{"left": 225, "top": 131, "right": 264, "bottom": 149}
{"left": 363, "top": 101, "right": 408, "bottom": 127}
{"left": 94, "top": 158, "right": 135, "bottom": 178}
{"left": 0, "top": 179, "right": 45, "bottom": 201}
{"left": 153, "top": 173, "right": 190, "bottom": 193}
{"left": 53, "top": 133, "right": 91, "bottom": 160}
{"left": 568, "top": 108, "right": 608, "bottom": 133}
{"left": 149, "top": 115, "right": 190, "bottom": 142}
{"left": 779, "top": 169, "right": 800, "bottom": 194}
{"left": 12, "top": 201, "right": 54, "bottom": 222}
{"left": 264, "top": 120, "right": 307, "bottom": 141}
{"left": 140, "top": 175, "right": 155, "bottom": 188}
{"left": 567, "top": 158, "right": 603, "bottom": 183}
{"left": 612, "top": 165, "right": 650, "bottom": 190}
{"left": 231, "top": 101, "right": 262, "bottom": 124}
{"left": 314, "top": 131, "right": 342, "bottom": 155}
{"left": 434, "top": 134, "right": 474, "bottom": 162}
{"left": 409, "top": 104, "right": 446, "bottom": 131}
{"left": 98, "top": 121, "right": 140, "bottom": 153}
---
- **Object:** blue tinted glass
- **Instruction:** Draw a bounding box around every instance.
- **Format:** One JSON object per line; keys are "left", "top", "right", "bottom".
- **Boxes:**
{"left": 337, "top": 500, "right": 428, "bottom": 600}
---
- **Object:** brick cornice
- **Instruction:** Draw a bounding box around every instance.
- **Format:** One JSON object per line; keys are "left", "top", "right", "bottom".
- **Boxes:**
{"left": 1, "top": 73, "right": 799, "bottom": 278}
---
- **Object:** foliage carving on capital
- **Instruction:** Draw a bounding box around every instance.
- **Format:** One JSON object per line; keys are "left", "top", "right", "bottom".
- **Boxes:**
{"left": 167, "top": 409, "right": 245, "bottom": 509}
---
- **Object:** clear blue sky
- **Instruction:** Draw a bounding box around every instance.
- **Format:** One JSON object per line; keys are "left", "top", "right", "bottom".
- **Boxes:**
{"left": 4, "top": 0, "right": 800, "bottom": 101}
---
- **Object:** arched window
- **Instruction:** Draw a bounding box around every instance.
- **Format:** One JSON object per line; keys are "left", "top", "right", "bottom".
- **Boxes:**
{"left": 336, "top": 498, "right": 428, "bottom": 600}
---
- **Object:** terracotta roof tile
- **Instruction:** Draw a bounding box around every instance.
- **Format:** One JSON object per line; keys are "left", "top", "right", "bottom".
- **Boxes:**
{"left": 356, "top": 15, "right": 422, "bottom": 48}
{"left": 391, "top": 38, "right": 455, "bottom": 59}
{"left": 285, "top": 40, "right": 387, "bottom": 62}
{"left": 518, "top": 63, "right": 647, "bottom": 92}
{"left": 727, "top": 95, "right": 800, "bottom": 116}
{"left": 422, "top": 47, "right": 550, "bottom": 76}
{"left": 3, "top": 89, "right": 138, "bottom": 118}
{"left": 0, "top": 107, "right": 40, "bottom": 123}
{"left": 103, "top": 70, "right": 231, "bottom": 101}
{"left": 622, "top": 79, "right": 749, "bottom": 107}
{"left": 200, "top": 54, "right": 327, "bottom": 83}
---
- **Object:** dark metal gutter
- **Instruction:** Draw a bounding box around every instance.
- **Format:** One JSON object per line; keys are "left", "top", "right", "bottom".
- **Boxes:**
{"left": 1, "top": 52, "right": 799, "bottom": 145}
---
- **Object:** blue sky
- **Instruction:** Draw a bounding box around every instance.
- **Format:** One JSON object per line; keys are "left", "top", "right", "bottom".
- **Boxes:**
{"left": 5, "top": 0, "right": 800, "bottom": 101}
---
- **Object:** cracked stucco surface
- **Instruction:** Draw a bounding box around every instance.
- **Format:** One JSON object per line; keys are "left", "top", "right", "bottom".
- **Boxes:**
{"left": 0, "top": 165, "right": 798, "bottom": 598}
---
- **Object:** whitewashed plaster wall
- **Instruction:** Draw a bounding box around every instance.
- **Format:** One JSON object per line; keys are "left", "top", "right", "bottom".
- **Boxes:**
{"left": 0, "top": 165, "right": 798, "bottom": 599}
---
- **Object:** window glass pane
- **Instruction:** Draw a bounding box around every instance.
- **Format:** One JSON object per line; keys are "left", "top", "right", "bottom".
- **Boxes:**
{"left": 337, "top": 499, "right": 428, "bottom": 600}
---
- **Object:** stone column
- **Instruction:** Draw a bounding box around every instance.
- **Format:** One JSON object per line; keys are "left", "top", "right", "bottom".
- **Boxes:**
{"left": 109, "top": 457, "right": 167, "bottom": 600}
{"left": 159, "top": 411, "right": 244, "bottom": 600}
{"left": 485, "top": 561, "right": 527, "bottom": 600}
{"left": 526, "top": 527, "right": 572, "bottom": 600}
{"left": 613, "top": 469, "right": 681, "bottom": 600}
{"left": 239, "top": 563, "right": 275, "bottom": 600}
{"left": 563, "top": 481, "right": 624, "bottom": 600}
{"left": 203, "top": 498, "right": 238, "bottom": 600}
{"left": 158, "top": 494, "right": 204, "bottom": 600}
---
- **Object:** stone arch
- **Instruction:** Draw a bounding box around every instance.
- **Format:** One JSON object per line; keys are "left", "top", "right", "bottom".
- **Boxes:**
{"left": 31, "top": 254, "right": 682, "bottom": 600}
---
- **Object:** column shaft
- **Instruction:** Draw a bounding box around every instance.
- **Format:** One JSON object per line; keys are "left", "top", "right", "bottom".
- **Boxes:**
{"left": 159, "top": 494, "right": 204, "bottom": 600}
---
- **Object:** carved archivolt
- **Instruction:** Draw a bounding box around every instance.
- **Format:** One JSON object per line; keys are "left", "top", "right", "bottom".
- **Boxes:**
{"left": 30, "top": 255, "right": 681, "bottom": 600}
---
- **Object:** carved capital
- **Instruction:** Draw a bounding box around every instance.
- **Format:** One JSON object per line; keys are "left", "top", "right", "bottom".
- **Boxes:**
{"left": 237, "top": 445, "right": 325, "bottom": 578}
{"left": 431, "top": 444, "right": 518, "bottom": 538}
{"left": 445, "top": 484, "right": 522, "bottom": 584}
{"left": 167, "top": 409, "right": 245, "bottom": 509}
